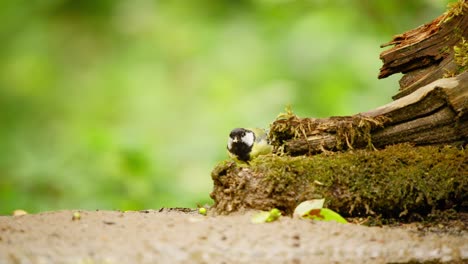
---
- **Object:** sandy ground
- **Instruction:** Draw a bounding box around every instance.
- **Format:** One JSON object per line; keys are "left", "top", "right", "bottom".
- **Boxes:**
{"left": 0, "top": 209, "right": 467, "bottom": 264}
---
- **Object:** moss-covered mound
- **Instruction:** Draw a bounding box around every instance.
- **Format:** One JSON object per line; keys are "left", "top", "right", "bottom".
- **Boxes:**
{"left": 210, "top": 144, "right": 467, "bottom": 220}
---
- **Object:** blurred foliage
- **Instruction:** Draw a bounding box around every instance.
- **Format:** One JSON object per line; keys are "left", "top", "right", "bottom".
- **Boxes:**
{"left": 0, "top": 0, "right": 451, "bottom": 214}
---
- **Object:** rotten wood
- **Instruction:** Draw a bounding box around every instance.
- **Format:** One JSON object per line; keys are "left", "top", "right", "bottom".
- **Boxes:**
{"left": 379, "top": 1, "right": 468, "bottom": 99}
{"left": 269, "top": 2, "right": 468, "bottom": 155}
{"left": 271, "top": 72, "right": 467, "bottom": 156}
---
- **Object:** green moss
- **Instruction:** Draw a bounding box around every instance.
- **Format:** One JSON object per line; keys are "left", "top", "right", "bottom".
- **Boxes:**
{"left": 439, "top": 46, "right": 450, "bottom": 55}
{"left": 442, "top": 0, "right": 467, "bottom": 24}
{"left": 269, "top": 112, "right": 309, "bottom": 147}
{"left": 454, "top": 37, "right": 468, "bottom": 73}
{"left": 211, "top": 144, "right": 467, "bottom": 221}
{"left": 269, "top": 111, "right": 387, "bottom": 154}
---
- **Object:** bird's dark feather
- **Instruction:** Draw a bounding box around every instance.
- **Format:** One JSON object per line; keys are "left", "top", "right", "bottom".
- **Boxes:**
{"left": 228, "top": 141, "right": 252, "bottom": 162}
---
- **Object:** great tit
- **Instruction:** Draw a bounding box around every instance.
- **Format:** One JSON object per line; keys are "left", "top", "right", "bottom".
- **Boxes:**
{"left": 227, "top": 128, "right": 272, "bottom": 163}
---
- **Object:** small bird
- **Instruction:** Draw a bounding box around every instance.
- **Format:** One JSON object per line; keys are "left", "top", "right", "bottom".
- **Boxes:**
{"left": 227, "top": 128, "right": 272, "bottom": 163}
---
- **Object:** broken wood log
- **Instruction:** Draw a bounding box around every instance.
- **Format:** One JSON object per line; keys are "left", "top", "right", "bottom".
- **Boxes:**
{"left": 269, "top": 72, "right": 467, "bottom": 156}
{"left": 269, "top": 1, "right": 467, "bottom": 156}
{"left": 379, "top": 0, "right": 468, "bottom": 99}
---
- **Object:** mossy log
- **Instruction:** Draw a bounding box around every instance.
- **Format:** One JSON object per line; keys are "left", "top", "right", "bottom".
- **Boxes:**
{"left": 211, "top": 3, "right": 468, "bottom": 218}
{"left": 210, "top": 144, "right": 467, "bottom": 219}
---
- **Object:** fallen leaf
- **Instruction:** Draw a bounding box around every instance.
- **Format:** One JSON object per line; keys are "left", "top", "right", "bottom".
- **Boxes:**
{"left": 12, "top": 210, "right": 28, "bottom": 216}
{"left": 308, "top": 208, "right": 347, "bottom": 224}
{"left": 294, "top": 199, "right": 347, "bottom": 223}
{"left": 251, "top": 208, "right": 282, "bottom": 223}
{"left": 72, "top": 212, "right": 81, "bottom": 221}
{"left": 293, "top": 199, "right": 325, "bottom": 218}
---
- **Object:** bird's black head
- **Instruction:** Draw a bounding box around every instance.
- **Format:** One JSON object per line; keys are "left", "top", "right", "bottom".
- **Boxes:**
{"left": 227, "top": 128, "right": 255, "bottom": 162}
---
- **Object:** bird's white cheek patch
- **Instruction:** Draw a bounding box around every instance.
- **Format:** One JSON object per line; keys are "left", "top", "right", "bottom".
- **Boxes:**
{"left": 227, "top": 138, "right": 233, "bottom": 149}
{"left": 242, "top": 132, "right": 254, "bottom": 147}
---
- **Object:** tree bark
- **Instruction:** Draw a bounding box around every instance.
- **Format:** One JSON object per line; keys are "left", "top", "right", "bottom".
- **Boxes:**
{"left": 269, "top": 3, "right": 468, "bottom": 156}
{"left": 379, "top": 1, "right": 468, "bottom": 99}
{"left": 271, "top": 72, "right": 467, "bottom": 156}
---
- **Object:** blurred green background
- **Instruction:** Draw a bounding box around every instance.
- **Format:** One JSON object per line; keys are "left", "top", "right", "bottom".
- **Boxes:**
{"left": 0, "top": 0, "right": 451, "bottom": 214}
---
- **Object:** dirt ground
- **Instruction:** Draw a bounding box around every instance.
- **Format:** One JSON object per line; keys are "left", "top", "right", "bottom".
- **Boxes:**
{"left": 0, "top": 209, "right": 467, "bottom": 264}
